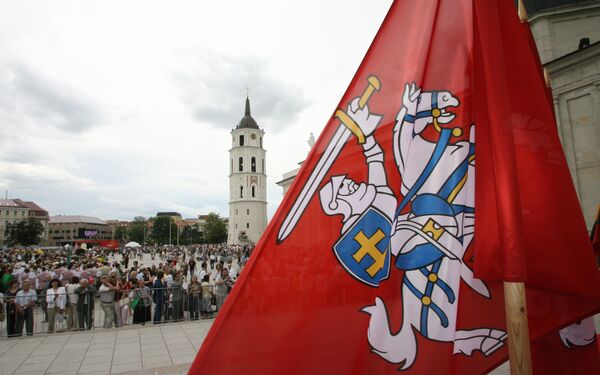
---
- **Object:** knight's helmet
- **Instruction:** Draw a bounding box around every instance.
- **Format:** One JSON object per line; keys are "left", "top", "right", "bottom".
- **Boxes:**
{"left": 321, "top": 175, "right": 350, "bottom": 219}
{"left": 320, "top": 175, "right": 376, "bottom": 222}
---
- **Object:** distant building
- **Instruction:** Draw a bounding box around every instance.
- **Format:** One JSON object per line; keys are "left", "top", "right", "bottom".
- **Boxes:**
{"left": 14, "top": 200, "right": 50, "bottom": 245}
{"left": 48, "top": 215, "right": 111, "bottom": 247}
{"left": 276, "top": 164, "right": 302, "bottom": 195}
{"left": 228, "top": 97, "right": 267, "bottom": 245}
{"left": 276, "top": 133, "right": 315, "bottom": 195}
{"left": 0, "top": 199, "right": 49, "bottom": 246}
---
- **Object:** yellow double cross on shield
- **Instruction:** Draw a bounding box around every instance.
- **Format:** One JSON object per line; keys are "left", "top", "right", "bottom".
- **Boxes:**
{"left": 352, "top": 229, "right": 387, "bottom": 278}
{"left": 333, "top": 207, "right": 391, "bottom": 286}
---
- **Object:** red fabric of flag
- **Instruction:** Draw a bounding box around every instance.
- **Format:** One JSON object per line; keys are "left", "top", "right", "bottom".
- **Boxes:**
{"left": 190, "top": 1, "right": 600, "bottom": 374}
{"left": 592, "top": 206, "right": 600, "bottom": 258}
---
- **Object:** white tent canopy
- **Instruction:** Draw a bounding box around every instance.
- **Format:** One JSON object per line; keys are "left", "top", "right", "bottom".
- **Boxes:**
{"left": 125, "top": 241, "right": 141, "bottom": 248}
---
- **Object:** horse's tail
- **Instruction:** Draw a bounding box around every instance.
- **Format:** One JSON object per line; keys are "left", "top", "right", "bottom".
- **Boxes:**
{"left": 361, "top": 296, "right": 417, "bottom": 370}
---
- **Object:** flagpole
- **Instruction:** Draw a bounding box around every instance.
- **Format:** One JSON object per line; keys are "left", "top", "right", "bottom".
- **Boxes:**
{"left": 503, "top": 282, "right": 532, "bottom": 374}
{"left": 501, "top": 4, "right": 535, "bottom": 374}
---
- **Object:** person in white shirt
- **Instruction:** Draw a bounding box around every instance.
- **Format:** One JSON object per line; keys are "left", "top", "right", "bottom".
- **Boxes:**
{"left": 198, "top": 262, "right": 208, "bottom": 283}
{"left": 98, "top": 275, "right": 118, "bottom": 328}
{"left": 65, "top": 277, "right": 80, "bottom": 330}
{"left": 228, "top": 263, "right": 238, "bottom": 280}
{"left": 15, "top": 279, "right": 37, "bottom": 336}
{"left": 46, "top": 279, "right": 66, "bottom": 334}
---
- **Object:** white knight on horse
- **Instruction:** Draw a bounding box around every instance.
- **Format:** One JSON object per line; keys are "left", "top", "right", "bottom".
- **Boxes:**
{"left": 320, "top": 82, "right": 507, "bottom": 370}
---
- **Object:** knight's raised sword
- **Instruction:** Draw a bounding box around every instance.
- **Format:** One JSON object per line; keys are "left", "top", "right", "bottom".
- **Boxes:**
{"left": 277, "top": 75, "right": 381, "bottom": 243}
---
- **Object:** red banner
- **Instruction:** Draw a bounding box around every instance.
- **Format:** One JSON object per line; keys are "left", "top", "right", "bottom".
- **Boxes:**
{"left": 190, "top": 1, "right": 600, "bottom": 373}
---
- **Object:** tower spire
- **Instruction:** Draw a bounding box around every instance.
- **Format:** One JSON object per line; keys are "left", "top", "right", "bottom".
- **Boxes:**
{"left": 245, "top": 96, "right": 251, "bottom": 116}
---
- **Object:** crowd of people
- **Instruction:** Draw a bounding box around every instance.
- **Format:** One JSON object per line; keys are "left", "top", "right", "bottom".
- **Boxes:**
{"left": 0, "top": 244, "right": 254, "bottom": 337}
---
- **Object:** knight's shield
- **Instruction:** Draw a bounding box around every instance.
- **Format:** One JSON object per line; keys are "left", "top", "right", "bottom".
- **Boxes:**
{"left": 333, "top": 207, "right": 391, "bottom": 287}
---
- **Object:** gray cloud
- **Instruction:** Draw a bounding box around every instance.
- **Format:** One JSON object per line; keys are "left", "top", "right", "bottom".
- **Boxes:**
{"left": 176, "top": 52, "right": 309, "bottom": 133}
{"left": 0, "top": 62, "right": 103, "bottom": 133}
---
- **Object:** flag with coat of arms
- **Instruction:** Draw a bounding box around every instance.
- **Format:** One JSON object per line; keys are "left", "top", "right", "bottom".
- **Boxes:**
{"left": 190, "top": 1, "right": 600, "bottom": 373}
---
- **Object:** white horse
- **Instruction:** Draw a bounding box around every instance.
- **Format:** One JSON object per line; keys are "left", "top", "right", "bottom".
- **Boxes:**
{"left": 361, "top": 83, "right": 506, "bottom": 369}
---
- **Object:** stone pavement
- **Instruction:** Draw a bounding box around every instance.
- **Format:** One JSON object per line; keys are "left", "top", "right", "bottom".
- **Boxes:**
{"left": 0, "top": 320, "right": 213, "bottom": 375}
{"left": 1, "top": 314, "right": 597, "bottom": 374}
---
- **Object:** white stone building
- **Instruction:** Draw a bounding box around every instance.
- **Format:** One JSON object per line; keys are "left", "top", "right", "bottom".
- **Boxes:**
{"left": 227, "top": 98, "right": 268, "bottom": 245}
{"left": 525, "top": 0, "right": 600, "bottom": 229}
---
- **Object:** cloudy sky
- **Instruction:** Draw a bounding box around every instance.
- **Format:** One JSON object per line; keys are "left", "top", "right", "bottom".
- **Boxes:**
{"left": 0, "top": 0, "right": 392, "bottom": 221}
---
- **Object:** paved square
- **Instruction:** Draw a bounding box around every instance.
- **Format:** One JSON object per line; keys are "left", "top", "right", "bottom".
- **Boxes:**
{"left": 0, "top": 320, "right": 212, "bottom": 375}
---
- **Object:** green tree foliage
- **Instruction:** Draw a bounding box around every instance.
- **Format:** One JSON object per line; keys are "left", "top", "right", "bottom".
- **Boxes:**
{"left": 128, "top": 216, "right": 147, "bottom": 244}
{"left": 203, "top": 212, "right": 227, "bottom": 244}
{"left": 113, "top": 226, "right": 127, "bottom": 241}
{"left": 4, "top": 217, "right": 45, "bottom": 246}
{"left": 151, "top": 216, "right": 178, "bottom": 245}
{"left": 180, "top": 225, "right": 202, "bottom": 245}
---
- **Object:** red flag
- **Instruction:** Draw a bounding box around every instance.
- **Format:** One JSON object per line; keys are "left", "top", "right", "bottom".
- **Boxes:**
{"left": 592, "top": 206, "right": 600, "bottom": 259}
{"left": 190, "top": 1, "right": 600, "bottom": 373}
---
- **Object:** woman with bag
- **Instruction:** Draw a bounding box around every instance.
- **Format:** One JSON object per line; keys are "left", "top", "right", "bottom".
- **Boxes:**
{"left": 46, "top": 278, "right": 66, "bottom": 333}
{"left": 120, "top": 275, "right": 132, "bottom": 326}
{"left": 5, "top": 280, "right": 19, "bottom": 337}
{"left": 132, "top": 279, "right": 151, "bottom": 324}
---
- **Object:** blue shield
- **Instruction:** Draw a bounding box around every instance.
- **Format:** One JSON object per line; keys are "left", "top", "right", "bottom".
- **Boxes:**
{"left": 333, "top": 208, "right": 391, "bottom": 287}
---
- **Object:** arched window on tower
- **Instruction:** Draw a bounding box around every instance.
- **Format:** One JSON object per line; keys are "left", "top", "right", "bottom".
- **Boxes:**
{"left": 239, "top": 157, "right": 243, "bottom": 172}
{"left": 260, "top": 137, "right": 262, "bottom": 148}
{"left": 239, "top": 135, "right": 244, "bottom": 146}
{"left": 262, "top": 159, "right": 265, "bottom": 173}
{"left": 252, "top": 185, "right": 256, "bottom": 198}
{"left": 251, "top": 157, "right": 256, "bottom": 172}
{"left": 240, "top": 185, "right": 243, "bottom": 198}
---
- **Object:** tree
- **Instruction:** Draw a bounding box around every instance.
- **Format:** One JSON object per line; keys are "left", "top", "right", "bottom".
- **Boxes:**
{"left": 113, "top": 226, "right": 127, "bottom": 241}
{"left": 180, "top": 225, "right": 202, "bottom": 245}
{"left": 128, "top": 216, "right": 147, "bottom": 244}
{"left": 4, "top": 217, "right": 45, "bottom": 246}
{"left": 151, "top": 216, "right": 177, "bottom": 245}
{"left": 203, "top": 212, "right": 227, "bottom": 244}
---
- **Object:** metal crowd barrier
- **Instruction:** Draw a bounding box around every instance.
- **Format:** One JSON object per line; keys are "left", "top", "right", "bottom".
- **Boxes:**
{"left": 0, "top": 286, "right": 226, "bottom": 338}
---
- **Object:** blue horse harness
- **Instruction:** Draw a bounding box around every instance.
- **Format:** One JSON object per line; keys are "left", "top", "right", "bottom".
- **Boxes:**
{"left": 403, "top": 90, "right": 441, "bottom": 123}
{"left": 392, "top": 94, "right": 475, "bottom": 337}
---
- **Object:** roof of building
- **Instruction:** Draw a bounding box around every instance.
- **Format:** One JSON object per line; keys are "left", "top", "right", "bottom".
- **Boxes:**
{"left": 13, "top": 199, "right": 48, "bottom": 215}
{"left": 0, "top": 199, "right": 27, "bottom": 208}
{"left": 523, "top": 0, "right": 599, "bottom": 15}
{"left": 237, "top": 97, "right": 260, "bottom": 129}
{"left": 49, "top": 215, "right": 107, "bottom": 225}
{"left": 545, "top": 40, "right": 600, "bottom": 66}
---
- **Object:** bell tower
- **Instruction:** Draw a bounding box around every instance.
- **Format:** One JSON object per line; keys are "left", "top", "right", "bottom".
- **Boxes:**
{"left": 228, "top": 97, "right": 267, "bottom": 245}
